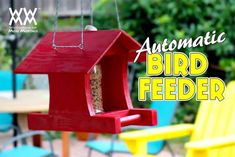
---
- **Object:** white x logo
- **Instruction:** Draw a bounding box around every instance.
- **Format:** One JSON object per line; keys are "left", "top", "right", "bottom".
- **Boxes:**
{"left": 9, "top": 8, "right": 23, "bottom": 25}
{"left": 9, "top": 8, "right": 38, "bottom": 26}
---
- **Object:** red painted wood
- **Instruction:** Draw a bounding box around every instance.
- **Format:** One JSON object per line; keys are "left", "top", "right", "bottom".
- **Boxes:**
{"left": 16, "top": 29, "right": 156, "bottom": 133}
{"left": 15, "top": 30, "right": 144, "bottom": 74}
{"left": 48, "top": 73, "right": 94, "bottom": 116}
{"left": 100, "top": 44, "right": 132, "bottom": 112}
{"left": 129, "top": 109, "right": 157, "bottom": 126}
{"left": 120, "top": 114, "right": 141, "bottom": 126}
{"left": 28, "top": 109, "right": 156, "bottom": 133}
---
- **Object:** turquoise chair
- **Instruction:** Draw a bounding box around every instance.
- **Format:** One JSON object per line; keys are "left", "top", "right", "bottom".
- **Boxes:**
{"left": 0, "top": 71, "right": 56, "bottom": 157}
{"left": 0, "top": 113, "right": 14, "bottom": 132}
{"left": 0, "top": 70, "right": 27, "bottom": 133}
{"left": 86, "top": 100, "right": 178, "bottom": 157}
{"left": 0, "top": 131, "right": 55, "bottom": 157}
{"left": 0, "top": 70, "right": 27, "bottom": 91}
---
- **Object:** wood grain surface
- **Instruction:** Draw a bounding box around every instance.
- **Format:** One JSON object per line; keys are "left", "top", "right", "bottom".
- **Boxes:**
{"left": 15, "top": 30, "right": 144, "bottom": 74}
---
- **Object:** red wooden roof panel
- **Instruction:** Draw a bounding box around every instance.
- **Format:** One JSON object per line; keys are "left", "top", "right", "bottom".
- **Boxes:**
{"left": 15, "top": 30, "right": 143, "bottom": 74}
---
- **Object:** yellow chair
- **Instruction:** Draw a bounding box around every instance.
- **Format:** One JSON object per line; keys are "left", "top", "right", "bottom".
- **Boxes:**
{"left": 120, "top": 81, "right": 235, "bottom": 157}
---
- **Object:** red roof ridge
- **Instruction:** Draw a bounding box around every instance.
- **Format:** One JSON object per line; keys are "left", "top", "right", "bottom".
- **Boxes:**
{"left": 15, "top": 30, "right": 141, "bottom": 74}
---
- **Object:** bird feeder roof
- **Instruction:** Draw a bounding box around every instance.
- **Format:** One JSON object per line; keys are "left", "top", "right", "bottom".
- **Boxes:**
{"left": 15, "top": 30, "right": 144, "bottom": 74}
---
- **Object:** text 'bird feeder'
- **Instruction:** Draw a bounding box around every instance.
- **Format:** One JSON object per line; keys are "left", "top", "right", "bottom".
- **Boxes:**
{"left": 15, "top": 30, "right": 157, "bottom": 133}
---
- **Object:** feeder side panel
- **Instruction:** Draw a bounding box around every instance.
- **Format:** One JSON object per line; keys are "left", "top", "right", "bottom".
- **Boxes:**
{"left": 48, "top": 73, "right": 95, "bottom": 116}
{"left": 101, "top": 55, "right": 132, "bottom": 112}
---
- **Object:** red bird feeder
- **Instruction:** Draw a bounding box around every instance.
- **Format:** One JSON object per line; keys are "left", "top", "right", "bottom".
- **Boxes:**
{"left": 15, "top": 30, "right": 157, "bottom": 133}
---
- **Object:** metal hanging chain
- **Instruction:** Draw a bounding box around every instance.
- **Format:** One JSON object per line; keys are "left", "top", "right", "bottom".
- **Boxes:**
{"left": 90, "top": 0, "right": 93, "bottom": 25}
{"left": 80, "top": 0, "right": 84, "bottom": 48}
{"left": 114, "top": 0, "right": 121, "bottom": 29}
{"left": 51, "top": 0, "right": 120, "bottom": 49}
{"left": 52, "top": 0, "right": 84, "bottom": 49}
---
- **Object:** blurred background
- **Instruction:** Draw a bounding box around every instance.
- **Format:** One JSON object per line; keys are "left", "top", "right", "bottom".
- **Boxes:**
{"left": 0, "top": 0, "right": 235, "bottom": 157}
{"left": 1, "top": 0, "right": 235, "bottom": 124}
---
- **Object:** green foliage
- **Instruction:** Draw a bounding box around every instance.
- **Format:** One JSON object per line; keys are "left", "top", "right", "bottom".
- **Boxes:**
{"left": 220, "top": 58, "right": 235, "bottom": 81}
{"left": 0, "top": 15, "right": 86, "bottom": 70}
{"left": 94, "top": 0, "right": 235, "bottom": 123}
{"left": 0, "top": 35, "right": 6, "bottom": 68}
{"left": 1, "top": 0, "right": 234, "bottom": 123}
{"left": 0, "top": 20, "right": 10, "bottom": 69}
{"left": 94, "top": 0, "right": 235, "bottom": 69}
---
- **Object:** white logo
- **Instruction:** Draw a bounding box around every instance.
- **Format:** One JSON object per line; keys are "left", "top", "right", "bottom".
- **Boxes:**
{"left": 9, "top": 8, "right": 38, "bottom": 26}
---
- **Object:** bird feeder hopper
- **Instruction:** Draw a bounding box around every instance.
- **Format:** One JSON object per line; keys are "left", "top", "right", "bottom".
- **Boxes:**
{"left": 15, "top": 30, "right": 157, "bottom": 133}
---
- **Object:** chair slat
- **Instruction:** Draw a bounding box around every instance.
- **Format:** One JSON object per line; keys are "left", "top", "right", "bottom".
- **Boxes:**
{"left": 188, "top": 81, "right": 235, "bottom": 157}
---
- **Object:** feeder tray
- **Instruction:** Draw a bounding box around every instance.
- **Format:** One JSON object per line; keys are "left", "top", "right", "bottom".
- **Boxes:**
{"left": 15, "top": 30, "right": 157, "bottom": 133}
